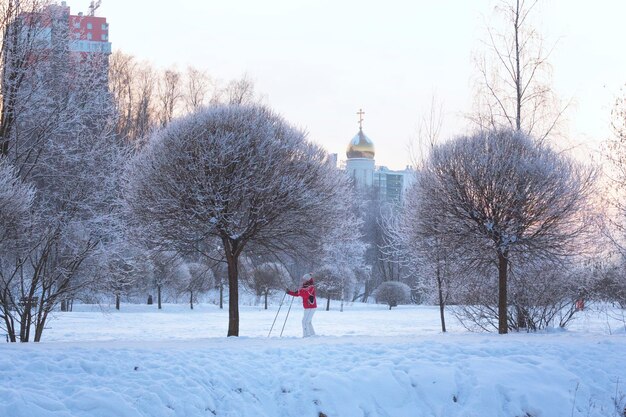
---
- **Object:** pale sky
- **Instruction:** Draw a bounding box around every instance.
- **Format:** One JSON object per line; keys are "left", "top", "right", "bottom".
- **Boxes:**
{"left": 86, "top": 0, "right": 626, "bottom": 169}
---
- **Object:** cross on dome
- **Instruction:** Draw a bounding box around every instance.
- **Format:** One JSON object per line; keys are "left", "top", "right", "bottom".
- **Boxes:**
{"left": 357, "top": 108, "right": 365, "bottom": 130}
{"left": 347, "top": 109, "right": 375, "bottom": 159}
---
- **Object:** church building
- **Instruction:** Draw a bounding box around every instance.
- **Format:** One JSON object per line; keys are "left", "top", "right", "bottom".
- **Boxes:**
{"left": 342, "top": 109, "right": 414, "bottom": 202}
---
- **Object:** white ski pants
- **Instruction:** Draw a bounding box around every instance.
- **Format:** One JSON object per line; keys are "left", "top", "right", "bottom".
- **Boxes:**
{"left": 302, "top": 308, "right": 316, "bottom": 337}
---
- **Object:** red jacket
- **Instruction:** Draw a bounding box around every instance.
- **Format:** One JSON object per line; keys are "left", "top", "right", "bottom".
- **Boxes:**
{"left": 288, "top": 286, "right": 317, "bottom": 309}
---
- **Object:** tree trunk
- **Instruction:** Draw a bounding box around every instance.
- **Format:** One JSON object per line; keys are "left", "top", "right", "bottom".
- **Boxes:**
{"left": 264, "top": 291, "right": 268, "bottom": 310}
{"left": 157, "top": 284, "right": 162, "bottom": 309}
{"left": 34, "top": 308, "right": 50, "bottom": 342}
{"left": 498, "top": 251, "right": 509, "bottom": 334}
{"left": 219, "top": 283, "right": 223, "bottom": 309}
{"left": 61, "top": 300, "right": 67, "bottom": 312}
{"left": 516, "top": 305, "right": 527, "bottom": 330}
{"left": 115, "top": 294, "right": 120, "bottom": 310}
{"left": 224, "top": 239, "right": 240, "bottom": 337}
{"left": 190, "top": 290, "right": 194, "bottom": 310}
{"left": 326, "top": 297, "right": 330, "bottom": 311}
{"left": 514, "top": 0, "right": 522, "bottom": 132}
{"left": 437, "top": 263, "right": 447, "bottom": 333}
{"left": 3, "top": 311, "right": 16, "bottom": 342}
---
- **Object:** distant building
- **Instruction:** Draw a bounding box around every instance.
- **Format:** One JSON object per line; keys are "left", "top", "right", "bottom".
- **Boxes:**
{"left": 1, "top": 0, "right": 113, "bottom": 151}
{"left": 342, "top": 109, "right": 414, "bottom": 202}
{"left": 68, "top": 3, "right": 112, "bottom": 55}
{"left": 11, "top": 1, "right": 111, "bottom": 78}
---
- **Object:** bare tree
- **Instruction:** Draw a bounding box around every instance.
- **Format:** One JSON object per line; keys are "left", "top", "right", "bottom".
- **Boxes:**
{"left": 108, "top": 51, "right": 137, "bottom": 141}
{"left": 183, "top": 66, "right": 211, "bottom": 112}
{"left": 211, "top": 74, "right": 257, "bottom": 106}
{"left": 412, "top": 129, "right": 595, "bottom": 333}
{"left": 157, "top": 67, "right": 182, "bottom": 127}
{"left": 472, "top": 0, "right": 566, "bottom": 142}
{"left": 604, "top": 88, "right": 626, "bottom": 257}
{"left": 133, "top": 66, "right": 157, "bottom": 144}
{"left": 124, "top": 104, "right": 353, "bottom": 336}
{"left": 384, "top": 97, "right": 453, "bottom": 331}
{"left": 177, "top": 261, "right": 214, "bottom": 309}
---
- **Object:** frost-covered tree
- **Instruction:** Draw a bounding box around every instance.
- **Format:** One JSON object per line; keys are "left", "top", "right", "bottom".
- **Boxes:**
{"left": 244, "top": 261, "right": 290, "bottom": 310}
{"left": 604, "top": 88, "right": 626, "bottom": 259}
{"left": 454, "top": 259, "right": 589, "bottom": 332}
{"left": 124, "top": 104, "right": 353, "bottom": 336}
{"left": 0, "top": 1, "right": 126, "bottom": 342}
{"left": 0, "top": 159, "right": 33, "bottom": 249}
{"left": 177, "top": 261, "right": 214, "bottom": 309}
{"left": 413, "top": 129, "right": 595, "bottom": 333}
{"left": 102, "top": 242, "right": 153, "bottom": 310}
{"left": 590, "top": 260, "right": 626, "bottom": 309}
{"left": 0, "top": 160, "right": 34, "bottom": 330}
{"left": 317, "top": 205, "right": 365, "bottom": 310}
{"left": 383, "top": 200, "right": 458, "bottom": 332}
{"left": 150, "top": 252, "right": 184, "bottom": 310}
{"left": 373, "top": 281, "right": 411, "bottom": 310}
{"left": 314, "top": 264, "right": 358, "bottom": 311}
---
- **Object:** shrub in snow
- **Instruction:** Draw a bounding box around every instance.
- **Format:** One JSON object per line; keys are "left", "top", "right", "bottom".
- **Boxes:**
{"left": 314, "top": 264, "right": 358, "bottom": 311}
{"left": 243, "top": 261, "right": 290, "bottom": 310}
{"left": 374, "top": 281, "right": 411, "bottom": 310}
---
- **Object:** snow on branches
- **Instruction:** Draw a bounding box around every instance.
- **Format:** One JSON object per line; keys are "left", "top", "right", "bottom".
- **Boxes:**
{"left": 402, "top": 129, "right": 596, "bottom": 333}
{"left": 124, "top": 104, "right": 353, "bottom": 336}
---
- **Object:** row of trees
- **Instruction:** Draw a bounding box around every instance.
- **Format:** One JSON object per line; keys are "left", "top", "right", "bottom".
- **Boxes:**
{"left": 109, "top": 51, "right": 258, "bottom": 145}
{"left": 2, "top": 0, "right": 625, "bottom": 341}
{"left": 0, "top": 0, "right": 361, "bottom": 341}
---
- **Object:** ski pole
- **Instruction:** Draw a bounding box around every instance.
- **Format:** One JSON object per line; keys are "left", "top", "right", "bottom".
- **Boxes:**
{"left": 268, "top": 291, "right": 287, "bottom": 337}
{"left": 280, "top": 295, "right": 295, "bottom": 337}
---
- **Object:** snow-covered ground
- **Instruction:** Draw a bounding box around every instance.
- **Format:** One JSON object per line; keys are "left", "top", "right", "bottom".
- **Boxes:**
{"left": 1, "top": 301, "right": 626, "bottom": 417}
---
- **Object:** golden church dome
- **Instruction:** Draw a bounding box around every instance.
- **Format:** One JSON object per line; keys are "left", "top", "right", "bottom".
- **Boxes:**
{"left": 346, "top": 129, "right": 375, "bottom": 159}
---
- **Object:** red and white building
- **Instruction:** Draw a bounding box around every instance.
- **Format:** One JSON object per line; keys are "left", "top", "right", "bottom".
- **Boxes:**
{"left": 67, "top": 2, "right": 111, "bottom": 55}
{"left": 20, "top": 1, "right": 111, "bottom": 57}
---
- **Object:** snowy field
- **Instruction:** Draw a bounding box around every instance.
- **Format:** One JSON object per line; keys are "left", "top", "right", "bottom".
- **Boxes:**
{"left": 1, "top": 301, "right": 626, "bottom": 417}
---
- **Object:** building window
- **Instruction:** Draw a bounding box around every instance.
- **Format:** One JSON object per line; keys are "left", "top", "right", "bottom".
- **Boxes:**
{"left": 101, "top": 23, "right": 108, "bottom": 30}
{"left": 101, "top": 34, "right": 107, "bottom": 41}
{"left": 87, "top": 32, "right": 92, "bottom": 40}
{"left": 87, "top": 22, "right": 92, "bottom": 29}
{"left": 73, "top": 21, "right": 80, "bottom": 28}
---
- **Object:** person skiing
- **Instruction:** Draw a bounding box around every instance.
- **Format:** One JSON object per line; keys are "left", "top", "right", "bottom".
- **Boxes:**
{"left": 286, "top": 273, "right": 317, "bottom": 337}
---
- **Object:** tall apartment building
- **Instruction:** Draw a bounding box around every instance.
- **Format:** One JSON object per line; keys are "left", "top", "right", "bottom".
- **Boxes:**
{"left": 14, "top": 1, "right": 111, "bottom": 79}
{"left": 67, "top": 2, "right": 111, "bottom": 55}
{"left": 1, "top": 1, "right": 112, "bottom": 154}
{"left": 24, "top": 1, "right": 111, "bottom": 54}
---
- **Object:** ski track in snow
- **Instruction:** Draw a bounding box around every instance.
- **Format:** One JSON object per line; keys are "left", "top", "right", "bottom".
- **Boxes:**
{"left": 1, "top": 303, "right": 625, "bottom": 417}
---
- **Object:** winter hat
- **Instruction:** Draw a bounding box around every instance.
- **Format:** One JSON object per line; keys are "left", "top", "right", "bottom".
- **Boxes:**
{"left": 302, "top": 273, "right": 314, "bottom": 286}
